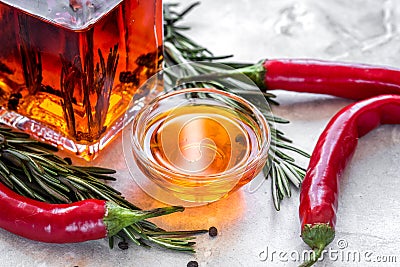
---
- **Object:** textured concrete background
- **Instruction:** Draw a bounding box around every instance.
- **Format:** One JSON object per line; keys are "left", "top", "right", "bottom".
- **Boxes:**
{"left": 1, "top": 0, "right": 400, "bottom": 266}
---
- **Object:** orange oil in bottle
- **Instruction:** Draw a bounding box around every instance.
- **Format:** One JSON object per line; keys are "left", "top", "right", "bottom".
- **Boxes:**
{"left": 0, "top": 0, "right": 163, "bottom": 159}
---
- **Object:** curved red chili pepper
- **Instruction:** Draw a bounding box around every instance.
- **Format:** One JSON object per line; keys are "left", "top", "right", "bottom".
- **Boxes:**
{"left": 0, "top": 180, "right": 181, "bottom": 243}
{"left": 298, "top": 94, "right": 400, "bottom": 266}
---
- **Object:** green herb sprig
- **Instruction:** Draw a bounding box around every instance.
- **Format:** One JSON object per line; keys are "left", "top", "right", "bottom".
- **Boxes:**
{"left": 164, "top": 2, "right": 310, "bottom": 210}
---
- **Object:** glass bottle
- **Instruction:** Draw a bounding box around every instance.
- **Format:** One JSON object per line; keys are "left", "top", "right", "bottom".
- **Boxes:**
{"left": 0, "top": 0, "right": 163, "bottom": 160}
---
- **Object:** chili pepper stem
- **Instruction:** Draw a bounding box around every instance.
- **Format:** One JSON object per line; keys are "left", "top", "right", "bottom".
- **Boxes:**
{"left": 177, "top": 63, "right": 266, "bottom": 90}
{"left": 235, "top": 63, "right": 266, "bottom": 90}
{"left": 104, "top": 202, "right": 184, "bottom": 237}
{"left": 299, "top": 223, "right": 335, "bottom": 267}
{"left": 298, "top": 245, "right": 325, "bottom": 267}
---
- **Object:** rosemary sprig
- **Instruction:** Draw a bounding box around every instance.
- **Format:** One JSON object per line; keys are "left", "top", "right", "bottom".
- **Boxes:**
{"left": 163, "top": 2, "right": 310, "bottom": 210}
{"left": 0, "top": 126, "right": 205, "bottom": 251}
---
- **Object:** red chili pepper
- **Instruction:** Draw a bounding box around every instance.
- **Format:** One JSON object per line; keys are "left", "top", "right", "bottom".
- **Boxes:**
{"left": 298, "top": 94, "right": 400, "bottom": 266}
{"left": 192, "top": 59, "right": 400, "bottom": 100}
{"left": 261, "top": 59, "right": 400, "bottom": 99}
{"left": 0, "top": 180, "right": 181, "bottom": 243}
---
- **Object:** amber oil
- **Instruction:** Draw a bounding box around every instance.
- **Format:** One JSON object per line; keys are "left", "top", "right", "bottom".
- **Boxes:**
{"left": 136, "top": 103, "right": 267, "bottom": 202}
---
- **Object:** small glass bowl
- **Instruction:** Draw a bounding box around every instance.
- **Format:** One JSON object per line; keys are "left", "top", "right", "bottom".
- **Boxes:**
{"left": 129, "top": 88, "right": 270, "bottom": 205}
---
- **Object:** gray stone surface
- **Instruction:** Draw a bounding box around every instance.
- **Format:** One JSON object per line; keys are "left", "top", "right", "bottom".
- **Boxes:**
{"left": 1, "top": 0, "right": 400, "bottom": 266}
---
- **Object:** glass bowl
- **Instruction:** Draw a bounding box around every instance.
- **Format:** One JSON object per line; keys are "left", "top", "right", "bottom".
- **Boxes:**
{"left": 127, "top": 87, "right": 270, "bottom": 206}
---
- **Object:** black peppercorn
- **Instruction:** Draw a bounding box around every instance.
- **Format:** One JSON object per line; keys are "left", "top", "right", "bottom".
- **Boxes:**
{"left": 187, "top": 260, "right": 198, "bottom": 267}
{"left": 118, "top": 241, "right": 129, "bottom": 250}
{"left": 63, "top": 157, "right": 72, "bottom": 165}
{"left": 208, "top": 226, "right": 218, "bottom": 237}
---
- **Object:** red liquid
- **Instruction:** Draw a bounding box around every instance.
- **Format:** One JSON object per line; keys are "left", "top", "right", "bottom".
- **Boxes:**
{"left": 0, "top": 0, "right": 162, "bottom": 159}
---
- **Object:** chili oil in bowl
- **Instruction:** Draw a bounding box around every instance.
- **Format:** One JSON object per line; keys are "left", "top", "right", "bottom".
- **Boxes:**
{"left": 130, "top": 88, "right": 270, "bottom": 205}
